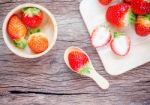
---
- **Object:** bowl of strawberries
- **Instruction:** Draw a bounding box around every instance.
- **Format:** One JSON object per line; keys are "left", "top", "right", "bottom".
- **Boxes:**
{"left": 3, "top": 3, "right": 57, "bottom": 58}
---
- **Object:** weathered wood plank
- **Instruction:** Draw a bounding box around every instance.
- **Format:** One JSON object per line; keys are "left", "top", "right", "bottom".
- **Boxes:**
{"left": 0, "top": 0, "right": 150, "bottom": 105}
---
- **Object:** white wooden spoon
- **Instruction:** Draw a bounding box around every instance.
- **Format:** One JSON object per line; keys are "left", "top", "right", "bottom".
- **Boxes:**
{"left": 64, "top": 46, "right": 109, "bottom": 89}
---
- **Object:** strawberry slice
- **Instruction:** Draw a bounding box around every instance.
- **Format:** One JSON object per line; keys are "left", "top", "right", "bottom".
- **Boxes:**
{"left": 110, "top": 32, "right": 131, "bottom": 56}
{"left": 68, "top": 51, "right": 89, "bottom": 73}
{"left": 91, "top": 26, "right": 111, "bottom": 48}
{"left": 135, "top": 14, "right": 150, "bottom": 36}
{"left": 106, "top": 3, "right": 135, "bottom": 28}
{"left": 7, "top": 15, "right": 27, "bottom": 40}
{"left": 98, "top": 0, "right": 112, "bottom": 5}
{"left": 131, "top": 0, "right": 150, "bottom": 15}
{"left": 22, "top": 7, "right": 43, "bottom": 28}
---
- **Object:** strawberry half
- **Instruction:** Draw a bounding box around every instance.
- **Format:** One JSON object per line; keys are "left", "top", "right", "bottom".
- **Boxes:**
{"left": 131, "top": 0, "right": 150, "bottom": 15}
{"left": 110, "top": 32, "right": 131, "bottom": 56}
{"left": 135, "top": 14, "right": 150, "bottom": 36}
{"left": 68, "top": 51, "right": 89, "bottom": 73}
{"left": 22, "top": 7, "right": 43, "bottom": 28}
{"left": 91, "top": 26, "right": 111, "bottom": 48}
{"left": 98, "top": 0, "right": 112, "bottom": 5}
{"left": 106, "top": 3, "right": 135, "bottom": 28}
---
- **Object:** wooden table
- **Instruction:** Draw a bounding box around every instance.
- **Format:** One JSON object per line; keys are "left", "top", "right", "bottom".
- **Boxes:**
{"left": 0, "top": 0, "right": 150, "bottom": 105}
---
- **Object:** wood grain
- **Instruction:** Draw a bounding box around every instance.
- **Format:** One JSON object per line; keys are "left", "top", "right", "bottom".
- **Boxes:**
{"left": 0, "top": 0, "right": 150, "bottom": 105}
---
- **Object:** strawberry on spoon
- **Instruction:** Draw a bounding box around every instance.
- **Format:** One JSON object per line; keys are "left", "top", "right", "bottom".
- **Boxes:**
{"left": 64, "top": 47, "right": 109, "bottom": 89}
{"left": 110, "top": 32, "right": 131, "bottom": 56}
{"left": 91, "top": 26, "right": 111, "bottom": 48}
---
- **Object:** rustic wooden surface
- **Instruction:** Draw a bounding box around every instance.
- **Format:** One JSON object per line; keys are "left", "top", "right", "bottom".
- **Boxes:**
{"left": 0, "top": 0, "right": 150, "bottom": 105}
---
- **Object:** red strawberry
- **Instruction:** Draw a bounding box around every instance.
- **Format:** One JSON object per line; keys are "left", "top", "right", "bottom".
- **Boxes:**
{"left": 7, "top": 15, "right": 27, "bottom": 40}
{"left": 131, "top": 0, "right": 150, "bottom": 15}
{"left": 91, "top": 26, "right": 111, "bottom": 48}
{"left": 22, "top": 7, "right": 43, "bottom": 28}
{"left": 68, "top": 51, "right": 89, "bottom": 72}
{"left": 135, "top": 14, "right": 150, "bottom": 36}
{"left": 110, "top": 32, "right": 131, "bottom": 56}
{"left": 98, "top": 0, "right": 112, "bottom": 5}
{"left": 106, "top": 3, "right": 135, "bottom": 28}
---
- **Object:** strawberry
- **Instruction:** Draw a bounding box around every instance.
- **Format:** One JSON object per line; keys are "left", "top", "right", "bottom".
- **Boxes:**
{"left": 68, "top": 51, "right": 89, "bottom": 72}
{"left": 135, "top": 14, "right": 150, "bottom": 36}
{"left": 110, "top": 32, "right": 131, "bottom": 56}
{"left": 7, "top": 15, "right": 27, "bottom": 40}
{"left": 106, "top": 3, "right": 135, "bottom": 28}
{"left": 91, "top": 26, "right": 111, "bottom": 48}
{"left": 22, "top": 7, "right": 43, "bottom": 28}
{"left": 131, "top": 0, "right": 150, "bottom": 15}
{"left": 98, "top": 0, "right": 112, "bottom": 5}
{"left": 27, "top": 33, "right": 48, "bottom": 53}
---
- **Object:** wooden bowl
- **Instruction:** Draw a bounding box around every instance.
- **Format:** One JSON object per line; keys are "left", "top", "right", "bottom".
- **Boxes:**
{"left": 3, "top": 3, "right": 57, "bottom": 58}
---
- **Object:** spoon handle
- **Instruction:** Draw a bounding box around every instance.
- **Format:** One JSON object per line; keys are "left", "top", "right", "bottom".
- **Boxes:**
{"left": 88, "top": 69, "right": 109, "bottom": 89}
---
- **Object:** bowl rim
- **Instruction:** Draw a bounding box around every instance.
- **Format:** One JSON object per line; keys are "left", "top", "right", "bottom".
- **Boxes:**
{"left": 2, "top": 3, "right": 57, "bottom": 58}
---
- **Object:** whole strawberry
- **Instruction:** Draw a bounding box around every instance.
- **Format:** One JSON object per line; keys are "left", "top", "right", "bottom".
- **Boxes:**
{"left": 98, "top": 0, "right": 112, "bottom": 5}
{"left": 7, "top": 15, "right": 27, "bottom": 49}
{"left": 106, "top": 3, "right": 135, "bottom": 28}
{"left": 131, "top": 0, "right": 150, "bottom": 15}
{"left": 22, "top": 7, "right": 43, "bottom": 28}
{"left": 135, "top": 14, "right": 150, "bottom": 36}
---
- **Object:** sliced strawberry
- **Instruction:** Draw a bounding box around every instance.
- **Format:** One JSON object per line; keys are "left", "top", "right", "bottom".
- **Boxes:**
{"left": 106, "top": 3, "right": 135, "bottom": 28}
{"left": 68, "top": 51, "right": 89, "bottom": 72}
{"left": 7, "top": 15, "right": 27, "bottom": 40}
{"left": 131, "top": 0, "right": 150, "bottom": 15}
{"left": 110, "top": 32, "right": 131, "bottom": 56}
{"left": 135, "top": 14, "right": 150, "bottom": 36}
{"left": 91, "top": 26, "right": 111, "bottom": 48}
{"left": 22, "top": 7, "right": 43, "bottom": 28}
{"left": 98, "top": 0, "right": 112, "bottom": 5}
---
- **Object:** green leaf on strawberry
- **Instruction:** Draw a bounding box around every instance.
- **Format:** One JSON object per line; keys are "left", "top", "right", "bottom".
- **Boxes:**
{"left": 79, "top": 63, "right": 91, "bottom": 75}
{"left": 13, "top": 39, "right": 27, "bottom": 49}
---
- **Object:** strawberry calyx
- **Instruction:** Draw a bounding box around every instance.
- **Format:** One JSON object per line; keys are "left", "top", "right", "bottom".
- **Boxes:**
{"left": 22, "top": 7, "right": 40, "bottom": 17}
{"left": 128, "top": 9, "right": 136, "bottom": 25}
{"left": 13, "top": 38, "right": 27, "bottom": 49}
{"left": 78, "top": 62, "right": 91, "bottom": 75}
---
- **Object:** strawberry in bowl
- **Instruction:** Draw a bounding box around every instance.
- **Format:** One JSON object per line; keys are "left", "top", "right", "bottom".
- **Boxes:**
{"left": 7, "top": 15, "right": 27, "bottom": 49}
{"left": 21, "top": 7, "right": 43, "bottom": 28}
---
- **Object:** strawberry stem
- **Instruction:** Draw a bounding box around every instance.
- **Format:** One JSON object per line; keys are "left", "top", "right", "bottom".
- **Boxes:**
{"left": 13, "top": 39, "right": 27, "bottom": 49}
{"left": 113, "top": 32, "right": 119, "bottom": 38}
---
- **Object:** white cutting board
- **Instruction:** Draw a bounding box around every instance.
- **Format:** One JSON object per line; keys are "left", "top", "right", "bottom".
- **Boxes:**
{"left": 79, "top": 0, "right": 150, "bottom": 75}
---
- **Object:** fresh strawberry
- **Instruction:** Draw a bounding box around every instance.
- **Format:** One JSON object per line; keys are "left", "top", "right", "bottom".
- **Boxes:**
{"left": 27, "top": 33, "right": 48, "bottom": 53}
{"left": 131, "top": 0, "right": 150, "bottom": 15}
{"left": 7, "top": 15, "right": 27, "bottom": 40}
{"left": 68, "top": 51, "right": 89, "bottom": 72}
{"left": 22, "top": 7, "right": 43, "bottom": 28}
{"left": 110, "top": 32, "right": 131, "bottom": 56}
{"left": 106, "top": 3, "right": 135, "bottom": 28}
{"left": 91, "top": 26, "right": 111, "bottom": 48}
{"left": 98, "top": 0, "right": 112, "bottom": 5}
{"left": 135, "top": 14, "right": 150, "bottom": 36}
